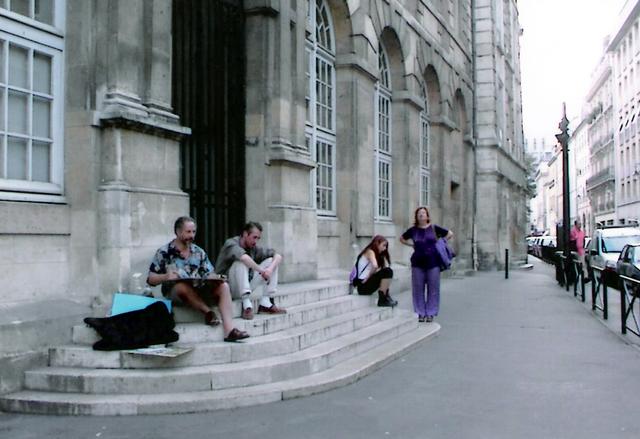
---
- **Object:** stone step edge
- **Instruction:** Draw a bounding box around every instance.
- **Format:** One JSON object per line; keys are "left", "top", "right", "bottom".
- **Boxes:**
{"left": 52, "top": 305, "right": 395, "bottom": 368}
{"left": 0, "top": 323, "right": 440, "bottom": 415}
{"left": 22, "top": 313, "right": 418, "bottom": 394}
{"left": 72, "top": 294, "right": 364, "bottom": 345}
{"left": 94, "top": 280, "right": 350, "bottom": 322}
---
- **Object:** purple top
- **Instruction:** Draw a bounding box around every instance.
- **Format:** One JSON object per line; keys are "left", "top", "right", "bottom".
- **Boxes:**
{"left": 402, "top": 224, "right": 449, "bottom": 269}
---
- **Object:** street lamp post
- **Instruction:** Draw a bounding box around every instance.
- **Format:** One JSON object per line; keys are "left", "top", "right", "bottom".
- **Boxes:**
{"left": 556, "top": 103, "right": 571, "bottom": 259}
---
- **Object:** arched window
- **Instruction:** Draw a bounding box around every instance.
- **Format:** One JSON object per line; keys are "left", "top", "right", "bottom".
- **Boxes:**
{"left": 420, "top": 83, "right": 430, "bottom": 207}
{"left": 375, "top": 44, "right": 392, "bottom": 220}
{"left": 306, "top": 0, "right": 336, "bottom": 215}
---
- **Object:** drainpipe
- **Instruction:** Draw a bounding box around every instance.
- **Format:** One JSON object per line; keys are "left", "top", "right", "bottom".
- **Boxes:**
{"left": 471, "top": 0, "right": 479, "bottom": 271}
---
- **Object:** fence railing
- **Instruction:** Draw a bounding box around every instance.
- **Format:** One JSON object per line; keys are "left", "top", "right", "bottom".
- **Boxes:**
{"left": 619, "top": 274, "right": 640, "bottom": 336}
{"left": 557, "top": 253, "right": 586, "bottom": 302}
{"left": 591, "top": 265, "right": 608, "bottom": 320}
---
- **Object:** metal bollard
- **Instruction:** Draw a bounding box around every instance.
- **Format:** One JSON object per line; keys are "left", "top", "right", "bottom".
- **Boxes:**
{"left": 505, "top": 249, "right": 509, "bottom": 279}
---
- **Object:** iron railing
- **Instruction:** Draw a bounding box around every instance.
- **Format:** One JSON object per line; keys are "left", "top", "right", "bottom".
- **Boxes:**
{"left": 619, "top": 274, "right": 640, "bottom": 336}
{"left": 591, "top": 265, "right": 608, "bottom": 320}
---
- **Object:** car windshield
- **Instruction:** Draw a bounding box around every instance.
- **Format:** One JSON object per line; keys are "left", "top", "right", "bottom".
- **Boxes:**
{"left": 602, "top": 236, "right": 640, "bottom": 253}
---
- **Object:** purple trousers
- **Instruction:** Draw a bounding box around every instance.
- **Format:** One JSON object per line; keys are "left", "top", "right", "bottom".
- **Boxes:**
{"left": 411, "top": 266, "right": 441, "bottom": 317}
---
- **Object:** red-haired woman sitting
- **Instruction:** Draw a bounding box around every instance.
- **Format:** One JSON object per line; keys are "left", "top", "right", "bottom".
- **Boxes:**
{"left": 353, "top": 235, "right": 397, "bottom": 307}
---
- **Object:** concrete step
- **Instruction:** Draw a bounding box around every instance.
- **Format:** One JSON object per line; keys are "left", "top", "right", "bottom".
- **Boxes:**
{"left": 49, "top": 305, "right": 395, "bottom": 369}
{"left": 0, "top": 299, "right": 90, "bottom": 394}
{"left": 0, "top": 323, "right": 439, "bottom": 415}
{"left": 72, "top": 294, "right": 365, "bottom": 346}
{"left": 121, "top": 279, "right": 350, "bottom": 324}
{"left": 22, "top": 312, "right": 418, "bottom": 395}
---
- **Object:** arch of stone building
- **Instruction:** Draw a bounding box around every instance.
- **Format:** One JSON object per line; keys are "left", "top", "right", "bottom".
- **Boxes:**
{"left": 415, "top": 45, "right": 473, "bottom": 127}
{"left": 423, "top": 65, "right": 442, "bottom": 117}
{"left": 379, "top": 26, "right": 406, "bottom": 92}
{"left": 453, "top": 88, "right": 468, "bottom": 134}
{"left": 365, "top": 1, "right": 414, "bottom": 91}
{"left": 325, "top": 0, "right": 355, "bottom": 56}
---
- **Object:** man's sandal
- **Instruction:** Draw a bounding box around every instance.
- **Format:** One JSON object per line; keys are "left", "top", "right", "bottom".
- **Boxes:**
{"left": 204, "top": 310, "right": 220, "bottom": 326}
{"left": 224, "top": 328, "right": 250, "bottom": 342}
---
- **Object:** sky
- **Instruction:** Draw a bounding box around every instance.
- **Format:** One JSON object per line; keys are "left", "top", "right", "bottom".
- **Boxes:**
{"left": 519, "top": 0, "right": 627, "bottom": 145}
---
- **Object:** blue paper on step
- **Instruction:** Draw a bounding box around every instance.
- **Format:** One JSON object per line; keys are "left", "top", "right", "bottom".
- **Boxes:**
{"left": 110, "top": 293, "right": 172, "bottom": 316}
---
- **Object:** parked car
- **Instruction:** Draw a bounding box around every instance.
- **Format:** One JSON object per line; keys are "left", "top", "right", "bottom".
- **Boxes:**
{"left": 540, "top": 236, "right": 557, "bottom": 262}
{"left": 586, "top": 226, "right": 640, "bottom": 287}
{"left": 616, "top": 243, "right": 640, "bottom": 295}
{"left": 526, "top": 236, "right": 536, "bottom": 254}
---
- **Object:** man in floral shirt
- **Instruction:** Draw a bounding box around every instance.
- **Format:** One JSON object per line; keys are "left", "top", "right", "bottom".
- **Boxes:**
{"left": 147, "top": 216, "right": 248, "bottom": 342}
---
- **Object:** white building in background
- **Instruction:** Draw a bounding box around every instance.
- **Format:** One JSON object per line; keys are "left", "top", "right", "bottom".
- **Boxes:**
{"left": 525, "top": 137, "right": 554, "bottom": 165}
{"left": 608, "top": 0, "right": 640, "bottom": 225}
{"left": 585, "top": 50, "right": 617, "bottom": 228}
{"left": 570, "top": 117, "right": 593, "bottom": 235}
{"left": 530, "top": 159, "right": 550, "bottom": 234}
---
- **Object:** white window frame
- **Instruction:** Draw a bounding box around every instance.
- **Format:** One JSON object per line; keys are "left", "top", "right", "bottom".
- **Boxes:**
{"left": 419, "top": 82, "right": 430, "bottom": 207}
{"left": 375, "top": 44, "right": 392, "bottom": 221}
{"left": 0, "top": 1, "right": 65, "bottom": 202}
{"left": 306, "top": 0, "right": 336, "bottom": 216}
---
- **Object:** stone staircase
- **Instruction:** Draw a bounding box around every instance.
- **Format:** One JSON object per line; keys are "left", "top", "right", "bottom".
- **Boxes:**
{"left": 0, "top": 279, "right": 439, "bottom": 416}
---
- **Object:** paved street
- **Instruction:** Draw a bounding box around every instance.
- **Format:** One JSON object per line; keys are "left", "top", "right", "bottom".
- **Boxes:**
{"left": 3, "top": 259, "right": 640, "bottom": 439}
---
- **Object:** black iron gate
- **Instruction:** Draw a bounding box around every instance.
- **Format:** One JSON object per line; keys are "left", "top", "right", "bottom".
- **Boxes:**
{"left": 172, "top": 0, "right": 246, "bottom": 257}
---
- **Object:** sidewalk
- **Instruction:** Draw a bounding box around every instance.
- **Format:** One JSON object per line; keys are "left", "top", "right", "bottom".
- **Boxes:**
{"left": 2, "top": 263, "right": 640, "bottom": 438}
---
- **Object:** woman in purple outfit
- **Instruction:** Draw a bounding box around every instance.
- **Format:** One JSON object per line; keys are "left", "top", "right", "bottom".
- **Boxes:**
{"left": 400, "top": 207, "right": 453, "bottom": 322}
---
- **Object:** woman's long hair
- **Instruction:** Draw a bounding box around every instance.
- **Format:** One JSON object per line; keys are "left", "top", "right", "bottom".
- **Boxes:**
{"left": 358, "top": 235, "right": 391, "bottom": 267}
{"left": 413, "top": 206, "right": 431, "bottom": 226}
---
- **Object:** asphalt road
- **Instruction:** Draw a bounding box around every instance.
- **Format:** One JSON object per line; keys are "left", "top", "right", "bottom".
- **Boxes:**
{"left": 2, "top": 258, "right": 640, "bottom": 439}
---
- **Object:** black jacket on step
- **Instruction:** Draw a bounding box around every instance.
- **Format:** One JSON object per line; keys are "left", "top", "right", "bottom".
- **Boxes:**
{"left": 84, "top": 301, "right": 179, "bottom": 351}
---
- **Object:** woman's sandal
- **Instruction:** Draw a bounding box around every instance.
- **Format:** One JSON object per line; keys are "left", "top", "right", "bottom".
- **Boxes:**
{"left": 204, "top": 310, "right": 220, "bottom": 326}
{"left": 224, "top": 328, "right": 250, "bottom": 342}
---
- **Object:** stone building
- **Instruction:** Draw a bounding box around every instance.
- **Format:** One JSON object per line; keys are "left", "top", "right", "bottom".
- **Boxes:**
{"left": 583, "top": 51, "right": 616, "bottom": 229}
{"left": 608, "top": 0, "right": 640, "bottom": 225}
{"left": 473, "top": 0, "right": 527, "bottom": 268}
{"left": 0, "top": 0, "right": 527, "bottom": 386}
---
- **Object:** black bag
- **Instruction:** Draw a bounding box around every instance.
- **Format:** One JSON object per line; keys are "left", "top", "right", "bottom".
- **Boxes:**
{"left": 84, "top": 301, "right": 179, "bottom": 351}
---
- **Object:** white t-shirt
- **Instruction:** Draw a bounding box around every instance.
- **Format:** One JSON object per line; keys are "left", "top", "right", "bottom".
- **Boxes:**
{"left": 356, "top": 255, "right": 372, "bottom": 280}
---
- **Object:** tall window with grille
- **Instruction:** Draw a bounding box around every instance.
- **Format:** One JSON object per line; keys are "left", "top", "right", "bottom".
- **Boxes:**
{"left": 420, "top": 84, "right": 430, "bottom": 206}
{"left": 375, "top": 44, "right": 392, "bottom": 220}
{"left": 0, "top": 0, "right": 65, "bottom": 202}
{"left": 305, "top": 0, "right": 336, "bottom": 215}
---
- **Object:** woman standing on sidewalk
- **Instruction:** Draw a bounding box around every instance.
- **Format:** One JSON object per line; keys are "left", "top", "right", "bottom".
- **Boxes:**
{"left": 400, "top": 207, "right": 453, "bottom": 322}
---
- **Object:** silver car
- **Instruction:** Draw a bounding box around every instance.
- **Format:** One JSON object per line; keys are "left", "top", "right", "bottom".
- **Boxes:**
{"left": 586, "top": 226, "right": 640, "bottom": 286}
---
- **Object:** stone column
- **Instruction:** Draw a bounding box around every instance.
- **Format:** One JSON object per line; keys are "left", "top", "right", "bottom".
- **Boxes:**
{"left": 91, "top": 0, "right": 189, "bottom": 303}
{"left": 98, "top": 0, "right": 148, "bottom": 118}
{"left": 245, "top": 1, "right": 317, "bottom": 281}
{"left": 142, "top": 0, "right": 178, "bottom": 122}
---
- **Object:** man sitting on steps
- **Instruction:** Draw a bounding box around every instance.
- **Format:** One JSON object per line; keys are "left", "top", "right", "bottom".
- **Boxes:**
{"left": 215, "top": 221, "right": 286, "bottom": 320}
{"left": 146, "top": 216, "right": 249, "bottom": 342}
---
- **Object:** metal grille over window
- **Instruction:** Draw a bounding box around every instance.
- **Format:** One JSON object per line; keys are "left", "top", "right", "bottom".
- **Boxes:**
{"left": 306, "top": 0, "right": 336, "bottom": 215}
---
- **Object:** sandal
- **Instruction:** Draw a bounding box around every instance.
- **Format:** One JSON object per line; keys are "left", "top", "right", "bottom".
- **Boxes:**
{"left": 224, "top": 328, "right": 250, "bottom": 342}
{"left": 204, "top": 310, "right": 220, "bottom": 326}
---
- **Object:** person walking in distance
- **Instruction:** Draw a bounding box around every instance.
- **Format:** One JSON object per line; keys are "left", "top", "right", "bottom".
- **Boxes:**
{"left": 400, "top": 207, "right": 453, "bottom": 322}
{"left": 353, "top": 235, "right": 398, "bottom": 307}
{"left": 570, "top": 219, "right": 589, "bottom": 283}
